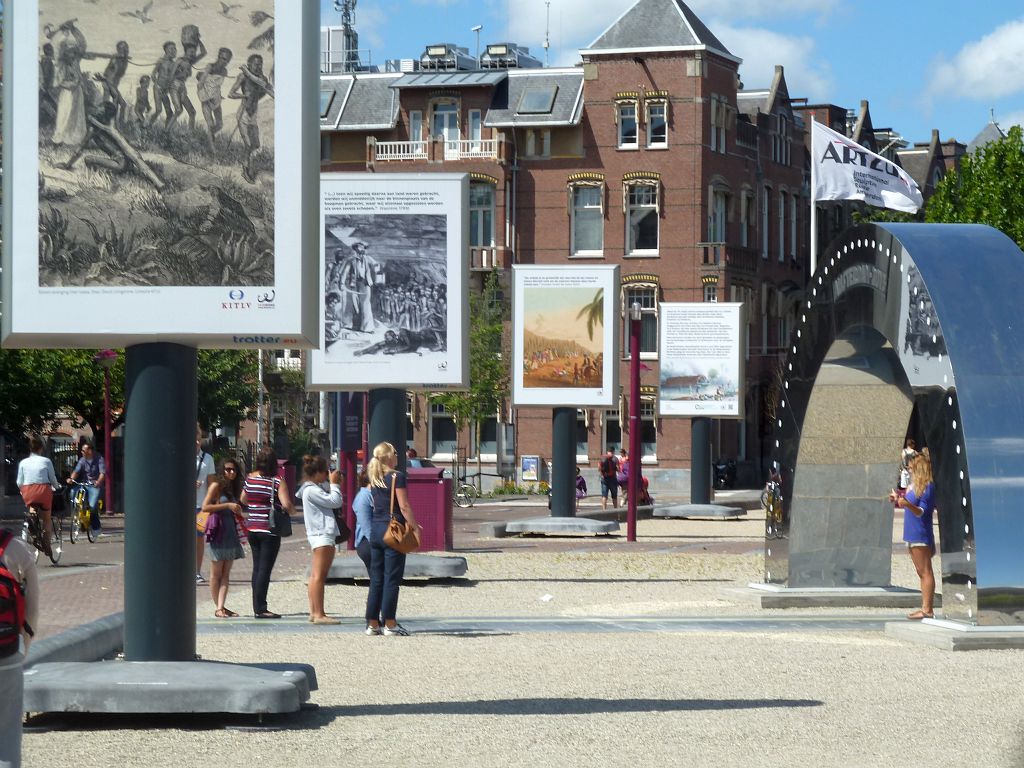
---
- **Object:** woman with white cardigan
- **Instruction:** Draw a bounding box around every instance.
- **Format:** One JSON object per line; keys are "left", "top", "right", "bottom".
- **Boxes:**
{"left": 297, "top": 455, "right": 343, "bottom": 625}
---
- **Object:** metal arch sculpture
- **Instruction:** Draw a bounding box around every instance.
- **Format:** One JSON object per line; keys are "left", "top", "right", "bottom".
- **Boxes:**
{"left": 764, "top": 222, "right": 1024, "bottom": 626}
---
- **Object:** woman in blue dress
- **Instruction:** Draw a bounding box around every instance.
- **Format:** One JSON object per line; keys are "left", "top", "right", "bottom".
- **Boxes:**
{"left": 890, "top": 449, "right": 936, "bottom": 620}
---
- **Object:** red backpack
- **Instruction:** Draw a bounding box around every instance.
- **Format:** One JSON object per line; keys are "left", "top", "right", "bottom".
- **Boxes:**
{"left": 0, "top": 530, "right": 28, "bottom": 658}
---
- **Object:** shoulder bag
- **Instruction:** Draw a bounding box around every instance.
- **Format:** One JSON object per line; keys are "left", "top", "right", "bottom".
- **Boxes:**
{"left": 382, "top": 474, "right": 419, "bottom": 554}
{"left": 270, "top": 476, "right": 293, "bottom": 538}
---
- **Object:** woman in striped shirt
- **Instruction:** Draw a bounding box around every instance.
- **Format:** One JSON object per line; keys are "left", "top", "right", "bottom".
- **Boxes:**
{"left": 240, "top": 447, "right": 295, "bottom": 619}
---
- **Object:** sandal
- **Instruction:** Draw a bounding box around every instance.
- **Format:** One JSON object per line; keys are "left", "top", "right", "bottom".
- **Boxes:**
{"left": 906, "top": 609, "right": 934, "bottom": 620}
{"left": 223, "top": 608, "right": 238, "bottom": 618}
{"left": 214, "top": 608, "right": 231, "bottom": 619}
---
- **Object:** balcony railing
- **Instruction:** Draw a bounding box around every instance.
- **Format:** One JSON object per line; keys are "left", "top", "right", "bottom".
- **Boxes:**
{"left": 444, "top": 139, "right": 499, "bottom": 160}
{"left": 375, "top": 140, "right": 428, "bottom": 161}
{"left": 274, "top": 356, "right": 303, "bottom": 371}
{"left": 698, "top": 242, "right": 760, "bottom": 273}
{"left": 470, "top": 245, "right": 510, "bottom": 271}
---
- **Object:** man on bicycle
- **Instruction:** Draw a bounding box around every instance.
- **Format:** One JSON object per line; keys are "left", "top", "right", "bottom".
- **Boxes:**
{"left": 16, "top": 436, "right": 61, "bottom": 557}
{"left": 70, "top": 441, "right": 105, "bottom": 537}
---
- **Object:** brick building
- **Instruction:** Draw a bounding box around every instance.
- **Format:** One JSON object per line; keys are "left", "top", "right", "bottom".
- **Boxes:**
{"left": 320, "top": 0, "right": 808, "bottom": 488}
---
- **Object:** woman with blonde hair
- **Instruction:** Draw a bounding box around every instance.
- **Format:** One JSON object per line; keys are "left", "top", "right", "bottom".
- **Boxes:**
{"left": 297, "top": 454, "right": 343, "bottom": 624}
{"left": 890, "top": 448, "right": 936, "bottom": 619}
{"left": 364, "top": 442, "right": 419, "bottom": 636}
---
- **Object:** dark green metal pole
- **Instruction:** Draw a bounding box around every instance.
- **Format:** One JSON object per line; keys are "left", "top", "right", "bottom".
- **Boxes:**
{"left": 123, "top": 343, "right": 197, "bottom": 661}
{"left": 691, "top": 416, "right": 711, "bottom": 505}
{"left": 369, "top": 389, "right": 407, "bottom": 471}
{"left": 550, "top": 407, "right": 575, "bottom": 517}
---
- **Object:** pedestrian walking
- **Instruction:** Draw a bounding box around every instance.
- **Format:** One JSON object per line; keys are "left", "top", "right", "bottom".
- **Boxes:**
{"left": 298, "top": 455, "right": 343, "bottom": 625}
{"left": 195, "top": 428, "right": 216, "bottom": 584}
{"left": 364, "top": 442, "right": 420, "bottom": 637}
{"left": 241, "top": 447, "right": 294, "bottom": 619}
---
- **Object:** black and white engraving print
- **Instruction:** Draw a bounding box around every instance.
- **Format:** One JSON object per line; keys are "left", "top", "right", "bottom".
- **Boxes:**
{"left": 37, "top": 0, "right": 276, "bottom": 287}
{"left": 324, "top": 214, "right": 448, "bottom": 360}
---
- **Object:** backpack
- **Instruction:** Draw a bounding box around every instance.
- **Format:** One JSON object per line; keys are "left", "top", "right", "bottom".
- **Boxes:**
{"left": 600, "top": 457, "right": 615, "bottom": 478}
{"left": 0, "top": 530, "right": 28, "bottom": 658}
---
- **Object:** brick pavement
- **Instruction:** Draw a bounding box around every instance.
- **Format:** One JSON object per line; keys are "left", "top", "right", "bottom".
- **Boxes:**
{"left": 17, "top": 491, "right": 767, "bottom": 642}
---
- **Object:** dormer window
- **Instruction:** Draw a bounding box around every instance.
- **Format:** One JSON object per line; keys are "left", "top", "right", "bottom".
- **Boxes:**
{"left": 615, "top": 94, "right": 639, "bottom": 149}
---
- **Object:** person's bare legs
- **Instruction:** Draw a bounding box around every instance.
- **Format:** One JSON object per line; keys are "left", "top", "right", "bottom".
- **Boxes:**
{"left": 909, "top": 545, "right": 935, "bottom": 616}
{"left": 41, "top": 507, "right": 55, "bottom": 552}
{"left": 308, "top": 545, "right": 336, "bottom": 620}
{"left": 196, "top": 532, "right": 205, "bottom": 578}
{"left": 211, "top": 559, "right": 234, "bottom": 613}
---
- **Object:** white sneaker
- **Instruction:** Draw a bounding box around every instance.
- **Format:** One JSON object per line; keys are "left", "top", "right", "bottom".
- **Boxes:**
{"left": 196, "top": 572, "right": 206, "bottom": 584}
{"left": 382, "top": 623, "right": 409, "bottom": 637}
{"left": 365, "top": 624, "right": 382, "bottom": 636}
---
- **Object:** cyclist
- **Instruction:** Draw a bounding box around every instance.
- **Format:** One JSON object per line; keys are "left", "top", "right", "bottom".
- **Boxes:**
{"left": 16, "top": 436, "right": 61, "bottom": 557}
{"left": 70, "top": 441, "right": 105, "bottom": 538}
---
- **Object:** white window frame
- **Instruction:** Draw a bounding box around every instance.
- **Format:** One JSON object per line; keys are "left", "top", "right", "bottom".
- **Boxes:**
{"left": 429, "top": 402, "right": 457, "bottom": 460}
{"left": 603, "top": 408, "right": 623, "bottom": 454}
{"left": 638, "top": 399, "right": 658, "bottom": 460}
{"left": 409, "top": 110, "right": 423, "bottom": 141}
{"left": 617, "top": 101, "right": 638, "bottom": 149}
{"left": 709, "top": 190, "right": 727, "bottom": 243}
{"left": 704, "top": 283, "right": 718, "bottom": 303}
{"left": 646, "top": 100, "right": 668, "bottom": 148}
{"left": 778, "top": 191, "right": 786, "bottom": 263}
{"left": 576, "top": 409, "right": 589, "bottom": 462}
{"left": 469, "top": 182, "right": 495, "bottom": 248}
{"left": 524, "top": 128, "right": 551, "bottom": 158}
{"left": 789, "top": 197, "right": 797, "bottom": 260}
{"left": 761, "top": 185, "right": 770, "bottom": 259}
{"left": 570, "top": 183, "right": 605, "bottom": 257}
{"left": 625, "top": 181, "right": 659, "bottom": 256}
{"left": 469, "top": 109, "right": 482, "bottom": 150}
{"left": 623, "top": 285, "right": 659, "bottom": 360}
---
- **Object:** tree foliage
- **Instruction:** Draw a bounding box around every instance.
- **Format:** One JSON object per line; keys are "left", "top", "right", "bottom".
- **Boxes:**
{"left": 433, "top": 271, "right": 509, "bottom": 444}
{"left": 197, "top": 349, "right": 260, "bottom": 432}
{"left": 925, "top": 125, "right": 1024, "bottom": 248}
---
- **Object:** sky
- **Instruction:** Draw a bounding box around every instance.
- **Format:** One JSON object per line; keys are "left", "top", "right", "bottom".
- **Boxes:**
{"left": 320, "top": 0, "right": 1024, "bottom": 147}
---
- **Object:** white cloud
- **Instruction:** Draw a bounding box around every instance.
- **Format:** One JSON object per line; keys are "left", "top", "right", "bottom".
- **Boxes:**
{"left": 1002, "top": 111, "right": 1024, "bottom": 129}
{"left": 712, "top": 23, "right": 833, "bottom": 100}
{"left": 687, "top": 0, "right": 837, "bottom": 20}
{"left": 928, "top": 18, "right": 1024, "bottom": 100}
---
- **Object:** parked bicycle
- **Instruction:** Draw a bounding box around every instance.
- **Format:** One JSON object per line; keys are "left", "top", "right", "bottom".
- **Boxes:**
{"left": 23, "top": 502, "right": 63, "bottom": 565}
{"left": 454, "top": 478, "right": 477, "bottom": 509}
{"left": 68, "top": 481, "right": 102, "bottom": 543}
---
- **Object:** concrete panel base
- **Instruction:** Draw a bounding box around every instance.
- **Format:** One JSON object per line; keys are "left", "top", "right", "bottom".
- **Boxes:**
{"left": 748, "top": 582, "right": 938, "bottom": 609}
{"left": 26, "top": 613, "right": 124, "bottom": 668}
{"left": 885, "top": 619, "right": 1024, "bottom": 651}
{"left": 504, "top": 517, "right": 619, "bottom": 536}
{"left": 654, "top": 504, "right": 746, "bottom": 520}
{"left": 324, "top": 553, "right": 467, "bottom": 580}
{"left": 23, "top": 660, "right": 314, "bottom": 714}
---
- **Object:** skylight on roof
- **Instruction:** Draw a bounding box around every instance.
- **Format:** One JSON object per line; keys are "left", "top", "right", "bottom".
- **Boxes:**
{"left": 517, "top": 85, "right": 558, "bottom": 115}
{"left": 320, "top": 89, "right": 335, "bottom": 118}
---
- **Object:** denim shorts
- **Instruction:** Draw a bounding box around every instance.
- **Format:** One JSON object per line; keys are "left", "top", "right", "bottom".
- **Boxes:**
{"left": 307, "top": 534, "right": 336, "bottom": 549}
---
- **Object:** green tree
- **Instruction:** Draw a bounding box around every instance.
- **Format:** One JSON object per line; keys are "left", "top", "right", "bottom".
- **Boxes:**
{"left": 433, "top": 270, "right": 509, "bottom": 483}
{"left": 0, "top": 350, "right": 64, "bottom": 434}
{"left": 925, "top": 125, "right": 1024, "bottom": 248}
{"left": 197, "top": 349, "right": 260, "bottom": 432}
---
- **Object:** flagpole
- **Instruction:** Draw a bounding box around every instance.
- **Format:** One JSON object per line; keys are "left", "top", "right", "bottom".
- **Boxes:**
{"left": 809, "top": 115, "right": 817, "bottom": 276}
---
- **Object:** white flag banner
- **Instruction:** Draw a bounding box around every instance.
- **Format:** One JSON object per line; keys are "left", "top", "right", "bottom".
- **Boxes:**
{"left": 812, "top": 121, "right": 923, "bottom": 213}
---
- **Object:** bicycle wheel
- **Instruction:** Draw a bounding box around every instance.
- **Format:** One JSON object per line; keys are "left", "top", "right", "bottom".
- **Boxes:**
{"left": 22, "top": 521, "right": 40, "bottom": 564}
{"left": 49, "top": 515, "right": 63, "bottom": 565}
{"left": 86, "top": 516, "right": 97, "bottom": 543}
{"left": 454, "top": 483, "right": 476, "bottom": 509}
{"left": 69, "top": 499, "right": 81, "bottom": 543}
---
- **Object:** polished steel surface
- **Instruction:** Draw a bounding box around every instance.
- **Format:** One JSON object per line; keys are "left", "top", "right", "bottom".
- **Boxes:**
{"left": 765, "top": 223, "right": 1024, "bottom": 625}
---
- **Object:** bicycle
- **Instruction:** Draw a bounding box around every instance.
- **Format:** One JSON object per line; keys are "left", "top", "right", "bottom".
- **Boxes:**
{"left": 68, "top": 481, "right": 102, "bottom": 544}
{"left": 453, "top": 479, "right": 477, "bottom": 509}
{"left": 22, "top": 503, "right": 63, "bottom": 565}
{"left": 762, "top": 478, "right": 784, "bottom": 539}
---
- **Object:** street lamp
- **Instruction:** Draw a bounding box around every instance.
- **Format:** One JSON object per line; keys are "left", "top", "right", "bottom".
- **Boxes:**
{"left": 93, "top": 349, "right": 118, "bottom": 515}
{"left": 627, "top": 301, "right": 642, "bottom": 542}
{"left": 471, "top": 24, "right": 482, "bottom": 66}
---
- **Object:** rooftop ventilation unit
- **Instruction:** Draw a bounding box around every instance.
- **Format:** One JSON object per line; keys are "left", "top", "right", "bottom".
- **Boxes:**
{"left": 480, "top": 43, "right": 543, "bottom": 69}
{"left": 419, "top": 43, "right": 476, "bottom": 71}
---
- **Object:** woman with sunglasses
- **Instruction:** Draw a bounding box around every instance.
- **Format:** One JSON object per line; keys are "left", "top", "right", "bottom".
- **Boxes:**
{"left": 201, "top": 458, "right": 247, "bottom": 618}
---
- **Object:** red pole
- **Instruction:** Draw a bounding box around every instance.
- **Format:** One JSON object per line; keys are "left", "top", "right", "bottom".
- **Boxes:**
{"left": 104, "top": 366, "right": 114, "bottom": 515}
{"left": 627, "top": 305, "right": 641, "bottom": 542}
{"left": 343, "top": 450, "right": 357, "bottom": 550}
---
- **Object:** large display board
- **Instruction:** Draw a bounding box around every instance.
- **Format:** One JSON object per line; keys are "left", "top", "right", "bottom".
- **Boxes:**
{"left": 2, "top": 0, "right": 319, "bottom": 348}
{"left": 511, "top": 265, "right": 619, "bottom": 408}
{"left": 306, "top": 173, "right": 469, "bottom": 392}
{"left": 658, "top": 302, "right": 745, "bottom": 418}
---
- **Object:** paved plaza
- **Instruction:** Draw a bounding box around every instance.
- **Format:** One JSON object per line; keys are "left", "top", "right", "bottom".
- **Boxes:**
{"left": 15, "top": 494, "right": 1024, "bottom": 767}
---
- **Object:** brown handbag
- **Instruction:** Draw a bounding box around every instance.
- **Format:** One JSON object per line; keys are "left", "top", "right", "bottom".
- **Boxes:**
{"left": 382, "top": 474, "right": 419, "bottom": 554}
